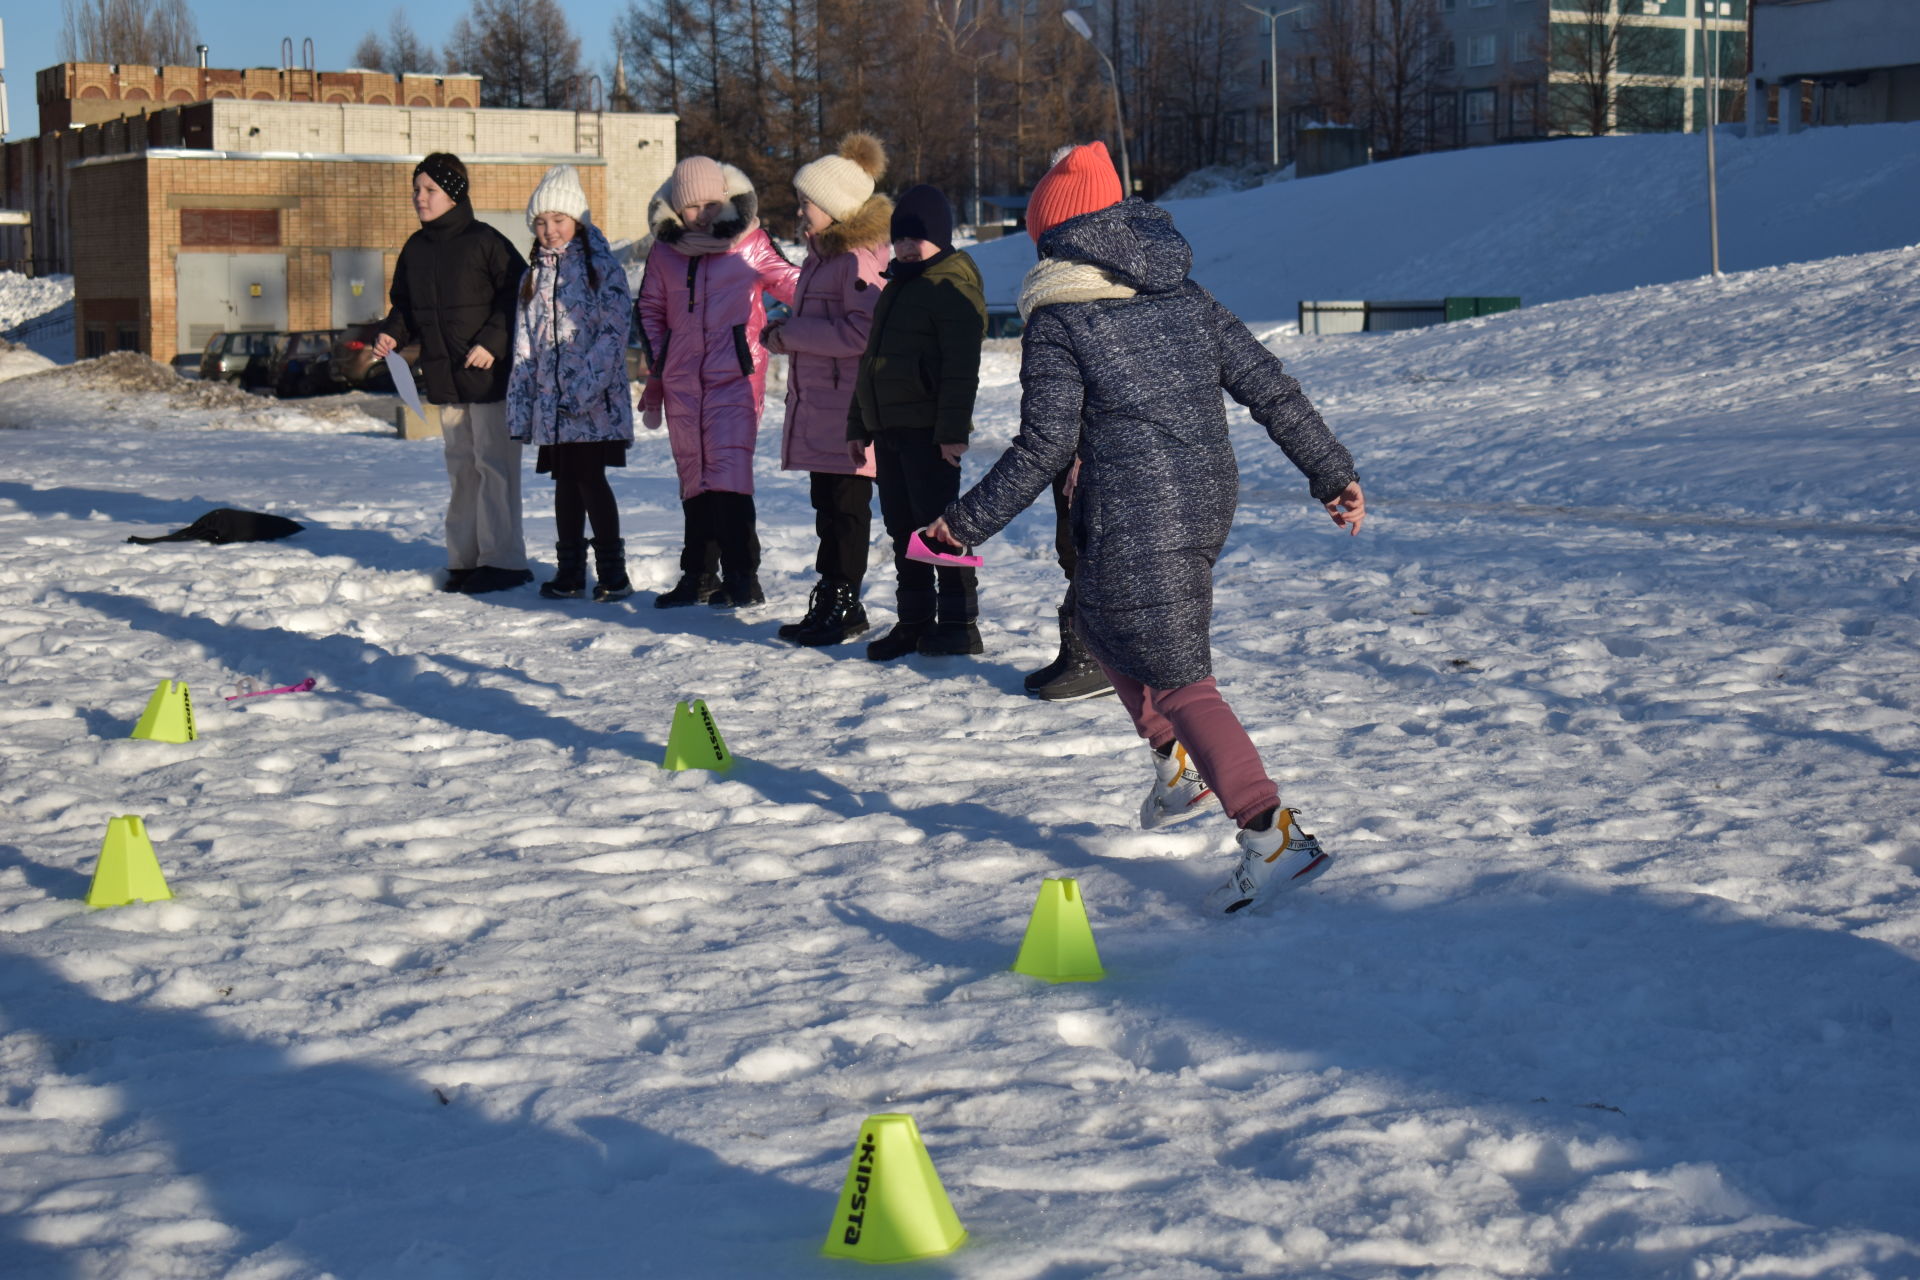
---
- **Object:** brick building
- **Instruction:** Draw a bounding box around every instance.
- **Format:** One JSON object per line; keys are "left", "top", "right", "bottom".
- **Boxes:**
{"left": 2, "top": 62, "right": 677, "bottom": 364}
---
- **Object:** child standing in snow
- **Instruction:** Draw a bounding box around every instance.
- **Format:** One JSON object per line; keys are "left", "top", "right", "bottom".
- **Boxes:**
{"left": 926, "top": 142, "right": 1367, "bottom": 913}
{"left": 635, "top": 156, "right": 801, "bottom": 609}
{"left": 763, "top": 133, "right": 893, "bottom": 647}
{"left": 847, "top": 184, "right": 987, "bottom": 661}
{"left": 373, "top": 153, "right": 530, "bottom": 594}
{"left": 506, "top": 165, "right": 636, "bottom": 602}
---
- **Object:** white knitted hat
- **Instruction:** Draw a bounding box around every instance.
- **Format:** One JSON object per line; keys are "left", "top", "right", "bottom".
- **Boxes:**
{"left": 526, "top": 164, "right": 590, "bottom": 229}
{"left": 793, "top": 133, "right": 887, "bottom": 223}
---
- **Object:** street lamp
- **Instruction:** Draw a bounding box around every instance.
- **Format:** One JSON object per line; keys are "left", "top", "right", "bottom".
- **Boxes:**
{"left": 1237, "top": 2, "right": 1307, "bottom": 170}
{"left": 1062, "top": 8, "right": 1133, "bottom": 195}
{"left": 1698, "top": 1, "right": 1721, "bottom": 277}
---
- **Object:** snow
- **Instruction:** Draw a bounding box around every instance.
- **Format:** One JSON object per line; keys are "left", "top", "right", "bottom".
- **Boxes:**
{"left": 0, "top": 273, "right": 76, "bottom": 365}
{"left": 3, "top": 163, "right": 1920, "bottom": 1277}
{"left": 970, "top": 123, "right": 1920, "bottom": 323}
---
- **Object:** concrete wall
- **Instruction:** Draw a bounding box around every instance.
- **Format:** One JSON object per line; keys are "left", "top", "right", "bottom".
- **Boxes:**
{"left": 1752, "top": 0, "right": 1920, "bottom": 82}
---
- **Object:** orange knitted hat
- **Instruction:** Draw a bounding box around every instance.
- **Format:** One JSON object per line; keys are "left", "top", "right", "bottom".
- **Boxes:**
{"left": 1027, "top": 141, "right": 1124, "bottom": 243}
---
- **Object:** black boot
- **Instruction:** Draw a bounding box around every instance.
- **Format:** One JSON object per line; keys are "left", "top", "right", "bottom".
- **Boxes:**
{"left": 590, "top": 537, "right": 633, "bottom": 602}
{"left": 779, "top": 578, "right": 834, "bottom": 640}
{"left": 708, "top": 575, "right": 765, "bottom": 609}
{"left": 866, "top": 617, "right": 931, "bottom": 661}
{"left": 790, "top": 579, "right": 869, "bottom": 647}
{"left": 540, "top": 540, "right": 588, "bottom": 599}
{"left": 1027, "top": 606, "right": 1113, "bottom": 700}
{"left": 656, "top": 571, "right": 720, "bottom": 607}
{"left": 918, "top": 567, "right": 982, "bottom": 656}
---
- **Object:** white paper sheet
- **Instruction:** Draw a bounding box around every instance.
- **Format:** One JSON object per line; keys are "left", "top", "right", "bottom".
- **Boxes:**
{"left": 385, "top": 351, "right": 425, "bottom": 421}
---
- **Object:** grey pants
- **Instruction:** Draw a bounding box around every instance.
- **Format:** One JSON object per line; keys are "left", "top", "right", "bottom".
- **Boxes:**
{"left": 441, "top": 400, "right": 526, "bottom": 571}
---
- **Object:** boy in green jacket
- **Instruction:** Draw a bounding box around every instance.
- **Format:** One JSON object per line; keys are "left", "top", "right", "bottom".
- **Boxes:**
{"left": 847, "top": 184, "right": 988, "bottom": 661}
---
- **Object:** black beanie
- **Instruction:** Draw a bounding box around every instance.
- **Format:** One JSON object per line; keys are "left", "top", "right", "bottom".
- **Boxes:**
{"left": 415, "top": 152, "right": 471, "bottom": 203}
{"left": 890, "top": 184, "right": 953, "bottom": 250}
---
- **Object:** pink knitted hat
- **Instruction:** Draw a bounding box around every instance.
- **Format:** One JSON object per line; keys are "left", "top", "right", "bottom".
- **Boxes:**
{"left": 667, "top": 157, "right": 727, "bottom": 213}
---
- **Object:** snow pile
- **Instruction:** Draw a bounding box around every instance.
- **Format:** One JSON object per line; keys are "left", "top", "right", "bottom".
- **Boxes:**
{"left": 0, "top": 351, "right": 389, "bottom": 434}
{"left": 972, "top": 121, "right": 1920, "bottom": 322}
{"left": 0, "top": 271, "right": 77, "bottom": 364}
{"left": 0, "top": 241, "right": 1916, "bottom": 1278}
{"left": 1157, "top": 161, "right": 1296, "bottom": 202}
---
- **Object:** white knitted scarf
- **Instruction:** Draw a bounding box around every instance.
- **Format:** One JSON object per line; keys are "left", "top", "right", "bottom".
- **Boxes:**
{"left": 1018, "top": 258, "right": 1137, "bottom": 320}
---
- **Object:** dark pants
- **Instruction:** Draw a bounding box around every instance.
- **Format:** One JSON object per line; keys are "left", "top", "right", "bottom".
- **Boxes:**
{"left": 1051, "top": 463, "right": 1077, "bottom": 581}
{"left": 810, "top": 471, "right": 874, "bottom": 585}
{"left": 551, "top": 453, "right": 621, "bottom": 544}
{"left": 875, "top": 429, "right": 975, "bottom": 624}
{"left": 680, "top": 490, "right": 759, "bottom": 580}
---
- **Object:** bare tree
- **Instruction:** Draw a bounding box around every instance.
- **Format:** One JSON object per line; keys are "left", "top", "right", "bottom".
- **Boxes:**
{"left": 60, "top": 0, "right": 198, "bottom": 65}
{"left": 446, "top": 0, "right": 583, "bottom": 109}
{"left": 1299, "top": 0, "right": 1369, "bottom": 129}
{"left": 354, "top": 10, "right": 440, "bottom": 76}
{"left": 1544, "top": 0, "right": 1678, "bottom": 135}
{"left": 1366, "top": 0, "right": 1447, "bottom": 158}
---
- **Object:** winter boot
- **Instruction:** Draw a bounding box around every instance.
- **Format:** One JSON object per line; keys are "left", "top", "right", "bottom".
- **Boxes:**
{"left": 1140, "top": 741, "right": 1213, "bottom": 830}
{"left": 778, "top": 578, "right": 835, "bottom": 640}
{"left": 917, "top": 621, "right": 983, "bottom": 656}
{"left": 1216, "top": 808, "right": 1333, "bottom": 914}
{"left": 1029, "top": 608, "right": 1113, "bottom": 701}
{"left": 459, "top": 566, "right": 535, "bottom": 594}
{"left": 790, "top": 579, "right": 869, "bottom": 647}
{"left": 655, "top": 572, "right": 721, "bottom": 608}
{"left": 866, "top": 617, "right": 932, "bottom": 661}
{"left": 590, "top": 537, "right": 633, "bottom": 602}
{"left": 708, "top": 575, "right": 765, "bottom": 609}
{"left": 918, "top": 567, "right": 981, "bottom": 656}
{"left": 540, "top": 540, "right": 589, "bottom": 599}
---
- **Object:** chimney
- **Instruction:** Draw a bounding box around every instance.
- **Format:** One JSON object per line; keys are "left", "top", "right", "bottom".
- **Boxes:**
{"left": 197, "top": 45, "right": 209, "bottom": 70}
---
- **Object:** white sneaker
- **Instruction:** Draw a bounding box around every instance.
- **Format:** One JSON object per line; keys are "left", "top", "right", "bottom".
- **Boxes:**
{"left": 1140, "top": 742, "right": 1214, "bottom": 829}
{"left": 1218, "top": 809, "right": 1332, "bottom": 914}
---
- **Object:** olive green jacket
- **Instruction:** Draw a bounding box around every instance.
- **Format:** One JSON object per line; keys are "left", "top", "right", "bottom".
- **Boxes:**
{"left": 846, "top": 249, "right": 986, "bottom": 444}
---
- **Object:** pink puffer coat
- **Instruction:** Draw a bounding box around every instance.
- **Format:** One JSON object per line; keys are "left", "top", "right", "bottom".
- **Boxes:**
{"left": 768, "top": 194, "right": 893, "bottom": 477}
{"left": 636, "top": 166, "right": 800, "bottom": 499}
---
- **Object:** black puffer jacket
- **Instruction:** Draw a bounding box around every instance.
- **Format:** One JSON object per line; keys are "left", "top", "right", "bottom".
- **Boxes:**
{"left": 379, "top": 202, "right": 525, "bottom": 405}
{"left": 941, "top": 199, "right": 1358, "bottom": 690}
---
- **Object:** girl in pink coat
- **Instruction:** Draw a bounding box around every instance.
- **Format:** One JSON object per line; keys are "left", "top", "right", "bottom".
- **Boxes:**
{"left": 763, "top": 133, "right": 893, "bottom": 647}
{"left": 636, "top": 157, "right": 800, "bottom": 608}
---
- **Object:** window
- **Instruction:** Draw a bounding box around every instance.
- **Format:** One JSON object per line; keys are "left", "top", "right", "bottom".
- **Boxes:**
{"left": 1468, "top": 34, "right": 1498, "bottom": 66}
{"left": 1465, "top": 88, "right": 1497, "bottom": 126}
{"left": 85, "top": 327, "right": 109, "bottom": 358}
{"left": 1511, "top": 83, "right": 1539, "bottom": 129}
{"left": 116, "top": 325, "right": 140, "bottom": 352}
{"left": 1513, "top": 30, "right": 1535, "bottom": 60}
{"left": 1439, "top": 39, "right": 1457, "bottom": 70}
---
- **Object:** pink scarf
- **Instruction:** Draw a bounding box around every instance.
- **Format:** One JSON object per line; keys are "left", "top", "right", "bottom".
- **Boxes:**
{"left": 676, "top": 217, "right": 761, "bottom": 257}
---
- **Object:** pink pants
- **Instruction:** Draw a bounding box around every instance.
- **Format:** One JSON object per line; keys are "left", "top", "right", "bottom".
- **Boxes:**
{"left": 1098, "top": 664, "right": 1280, "bottom": 828}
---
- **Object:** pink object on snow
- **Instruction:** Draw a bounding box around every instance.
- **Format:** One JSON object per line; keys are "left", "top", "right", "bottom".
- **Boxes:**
{"left": 224, "top": 677, "right": 318, "bottom": 702}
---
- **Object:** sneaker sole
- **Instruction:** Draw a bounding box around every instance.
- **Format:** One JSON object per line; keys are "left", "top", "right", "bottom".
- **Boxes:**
{"left": 1140, "top": 788, "right": 1214, "bottom": 830}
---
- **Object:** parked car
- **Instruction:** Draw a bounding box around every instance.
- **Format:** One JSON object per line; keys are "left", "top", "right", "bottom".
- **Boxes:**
{"left": 199, "top": 330, "right": 283, "bottom": 388}
{"left": 268, "top": 329, "right": 344, "bottom": 398}
{"left": 169, "top": 353, "right": 202, "bottom": 379}
{"left": 985, "top": 308, "right": 1024, "bottom": 340}
{"left": 327, "top": 323, "right": 423, "bottom": 393}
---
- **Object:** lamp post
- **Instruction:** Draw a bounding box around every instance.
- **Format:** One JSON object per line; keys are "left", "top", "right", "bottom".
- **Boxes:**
{"left": 1698, "top": 0, "right": 1722, "bottom": 277}
{"left": 1063, "top": 8, "right": 1133, "bottom": 195}
{"left": 1237, "top": 2, "right": 1307, "bottom": 170}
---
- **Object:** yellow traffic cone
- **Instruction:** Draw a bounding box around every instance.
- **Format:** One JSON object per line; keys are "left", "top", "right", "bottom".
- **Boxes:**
{"left": 820, "top": 1113, "right": 966, "bottom": 1263}
{"left": 86, "top": 816, "right": 174, "bottom": 908}
{"left": 1012, "top": 877, "right": 1105, "bottom": 983}
{"left": 661, "top": 699, "right": 732, "bottom": 771}
{"left": 131, "top": 679, "right": 196, "bottom": 742}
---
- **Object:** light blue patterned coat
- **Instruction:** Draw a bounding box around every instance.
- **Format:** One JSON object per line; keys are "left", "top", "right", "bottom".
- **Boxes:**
{"left": 507, "top": 222, "right": 635, "bottom": 446}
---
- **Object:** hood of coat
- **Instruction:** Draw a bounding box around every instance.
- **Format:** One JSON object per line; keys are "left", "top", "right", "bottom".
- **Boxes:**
{"left": 1034, "top": 197, "right": 1191, "bottom": 296}
{"left": 648, "top": 162, "right": 760, "bottom": 245}
{"left": 813, "top": 193, "right": 894, "bottom": 260}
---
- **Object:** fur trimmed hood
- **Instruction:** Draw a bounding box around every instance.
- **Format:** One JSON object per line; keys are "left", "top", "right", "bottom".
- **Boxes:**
{"left": 648, "top": 161, "right": 760, "bottom": 244}
{"left": 814, "top": 193, "right": 894, "bottom": 259}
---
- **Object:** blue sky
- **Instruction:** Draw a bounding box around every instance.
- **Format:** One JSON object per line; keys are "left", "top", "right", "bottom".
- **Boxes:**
{"left": 3, "top": 2, "right": 633, "bottom": 140}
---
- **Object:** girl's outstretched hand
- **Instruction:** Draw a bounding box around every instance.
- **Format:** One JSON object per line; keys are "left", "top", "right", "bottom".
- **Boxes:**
{"left": 464, "top": 345, "right": 495, "bottom": 370}
{"left": 1326, "top": 481, "right": 1366, "bottom": 536}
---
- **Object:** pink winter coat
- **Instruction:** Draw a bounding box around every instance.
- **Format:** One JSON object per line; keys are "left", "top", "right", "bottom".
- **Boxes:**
{"left": 636, "top": 168, "right": 800, "bottom": 498}
{"left": 768, "top": 195, "right": 893, "bottom": 477}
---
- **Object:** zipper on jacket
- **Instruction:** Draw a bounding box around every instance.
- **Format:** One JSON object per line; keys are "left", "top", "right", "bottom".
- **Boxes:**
{"left": 685, "top": 256, "right": 699, "bottom": 312}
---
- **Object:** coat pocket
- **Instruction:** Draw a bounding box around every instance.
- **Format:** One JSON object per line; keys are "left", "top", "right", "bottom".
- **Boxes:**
{"left": 731, "top": 324, "right": 754, "bottom": 377}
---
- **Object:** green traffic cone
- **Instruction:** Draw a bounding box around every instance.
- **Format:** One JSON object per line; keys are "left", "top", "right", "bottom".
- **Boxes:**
{"left": 1012, "top": 877, "right": 1105, "bottom": 982}
{"left": 661, "top": 699, "right": 733, "bottom": 771}
{"left": 820, "top": 1113, "right": 967, "bottom": 1263}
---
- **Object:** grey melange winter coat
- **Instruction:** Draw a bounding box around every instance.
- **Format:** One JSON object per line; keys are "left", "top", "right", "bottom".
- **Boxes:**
{"left": 940, "top": 199, "right": 1358, "bottom": 690}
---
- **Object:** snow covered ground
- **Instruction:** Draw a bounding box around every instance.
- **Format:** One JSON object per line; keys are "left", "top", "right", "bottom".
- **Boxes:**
{"left": 972, "top": 122, "right": 1920, "bottom": 324}
{"left": 2, "top": 231, "right": 1918, "bottom": 1278}
{"left": 0, "top": 273, "right": 77, "bottom": 366}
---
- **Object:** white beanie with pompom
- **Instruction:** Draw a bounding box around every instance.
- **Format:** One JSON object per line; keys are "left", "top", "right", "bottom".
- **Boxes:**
{"left": 526, "top": 164, "right": 590, "bottom": 230}
{"left": 793, "top": 133, "right": 887, "bottom": 223}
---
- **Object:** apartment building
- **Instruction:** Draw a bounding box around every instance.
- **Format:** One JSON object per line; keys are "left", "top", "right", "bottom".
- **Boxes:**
{"left": 1749, "top": 0, "right": 1920, "bottom": 128}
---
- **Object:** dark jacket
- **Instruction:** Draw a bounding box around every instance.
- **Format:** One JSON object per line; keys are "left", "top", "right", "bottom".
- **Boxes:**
{"left": 941, "top": 199, "right": 1358, "bottom": 690}
{"left": 846, "top": 248, "right": 986, "bottom": 445}
{"left": 379, "top": 202, "right": 525, "bottom": 405}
